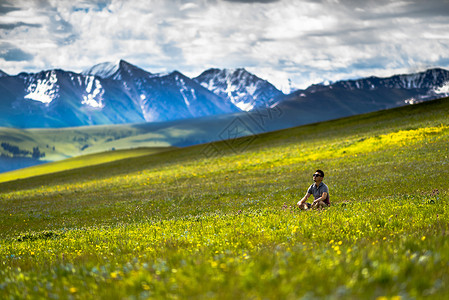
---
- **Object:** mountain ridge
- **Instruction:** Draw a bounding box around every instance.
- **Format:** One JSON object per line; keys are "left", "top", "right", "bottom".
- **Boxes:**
{"left": 0, "top": 61, "right": 242, "bottom": 127}
{"left": 0, "top": 60, "right": 284, "bottom": 128}
{"left": 1, "top": 61, "right": 449, "bottom": 129}
{"left": 287, "top": 68, "right": 449, "bottom": 107}
{"left": 83, "top": 59, "right": 155, "bottom": 80}
{"left": 303, "top": 68, "right": 449, "bottom": 93}
{"left": 194, "top": 68, "right": 284, "bottom": 111}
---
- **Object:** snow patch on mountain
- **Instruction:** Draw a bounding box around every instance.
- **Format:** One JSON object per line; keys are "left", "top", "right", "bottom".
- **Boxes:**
{"left": 138, "top": 94, "right": 153, "bottom": 121}
{"left": 434, "top": 81, "right": 449, "bottom": 95}
{"left": 24, "top": 70, "right": 59, "bottom": 104}
{"left": 81, "top": 76, "right": 104, "bottom": 108}
{"left": 176, "top": 75, "right": 196, "bottom": 107}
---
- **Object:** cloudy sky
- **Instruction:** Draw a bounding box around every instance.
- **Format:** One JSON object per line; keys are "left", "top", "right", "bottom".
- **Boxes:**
{"left": 1, "top": 0, "right": 449, "bottom": 91}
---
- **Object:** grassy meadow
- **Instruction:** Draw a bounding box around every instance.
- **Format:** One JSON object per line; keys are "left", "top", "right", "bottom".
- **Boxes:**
{"left": 1, "top": 97, "right": 449, "bottom": 299}
{"left": 0, "top": 147, "right": 172, "bottom": 184}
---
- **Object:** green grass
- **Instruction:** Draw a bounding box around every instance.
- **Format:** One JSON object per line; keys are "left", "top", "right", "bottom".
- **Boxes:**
{"left": 1, "top": 98, "right": 449, "bottom": 299}
{"left": 0, "top": 147, "right": 172, "bottom": 183}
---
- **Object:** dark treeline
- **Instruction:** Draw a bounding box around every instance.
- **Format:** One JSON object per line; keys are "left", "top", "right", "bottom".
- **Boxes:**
{"left": 1, "top": 143, "right": 45, "bottom": 159}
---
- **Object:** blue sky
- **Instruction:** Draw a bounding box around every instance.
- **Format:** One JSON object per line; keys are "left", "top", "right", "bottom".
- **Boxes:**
{"left": 1, "top": 0, "right": 449, "bottom": 92}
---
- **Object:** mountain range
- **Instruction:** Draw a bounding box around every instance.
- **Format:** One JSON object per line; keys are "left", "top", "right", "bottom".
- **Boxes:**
{"left": 0, "top": 60, "right": 282, "bottom": 128}
{"left": 272, "top": 68, "right": 449, "bottom": 129}
{"left": 1, "top": 61, "right": 449, "bottom": 129}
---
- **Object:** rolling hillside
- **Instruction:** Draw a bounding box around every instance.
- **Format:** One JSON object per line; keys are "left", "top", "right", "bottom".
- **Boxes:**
{"left": 0, "top": 147, "right": 172, "bottom": 183}
{"left": 1, "top": 96, "right": 448, "bottom": 186}
{"left": 0, "top": 97, "right": 448, "bottom": 299}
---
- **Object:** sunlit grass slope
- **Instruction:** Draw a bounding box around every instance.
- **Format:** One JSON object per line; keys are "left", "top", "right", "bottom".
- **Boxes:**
{"left": 0, "top": 147, "right": 172, "bottom": 183}
{"left": 0, "top": 97, "right": 448, "bottom": 299}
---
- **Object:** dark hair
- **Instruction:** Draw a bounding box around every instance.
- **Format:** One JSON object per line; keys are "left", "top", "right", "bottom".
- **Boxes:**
{"left": 316, "top": 169, "right": 324, "bottom": 177}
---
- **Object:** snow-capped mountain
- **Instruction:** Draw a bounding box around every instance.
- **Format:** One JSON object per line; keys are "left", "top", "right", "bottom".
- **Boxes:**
{"left": 83, "top": 61, "right": 239, "bottom": 122}
{"left": 0, "top": 60, "right": 240, "bottom": 128}
{"left": 21, "top": 70, "right": 105, "bottom": 108}
{"left": 298, "top": 68, "right": 449, "bottom": 105}
{"left": 194, "top": 68, "right": 284, "bottom": 111}
{"left": 0, "top": 69, "right": 132, "bottom": 128}
{"left": 276, "top": 68, "right": 449, "bottom": 128}
{"left": 1, "top": 62, "right": 449, "bottom": 130}
{"left": 136, "top": 71, "right": 239, "bottom": 122}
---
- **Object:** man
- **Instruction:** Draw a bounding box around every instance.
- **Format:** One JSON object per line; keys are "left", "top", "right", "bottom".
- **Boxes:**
{"left": 297, "top": 170, "right": 330, "bottom": 210}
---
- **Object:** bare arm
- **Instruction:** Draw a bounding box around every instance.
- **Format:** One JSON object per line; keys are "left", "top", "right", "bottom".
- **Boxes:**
{"left": 312, "top": 192, "right": 328, "bottom": 204}
{"left": 297, "top": 193, "right": 311, "bottom": 206}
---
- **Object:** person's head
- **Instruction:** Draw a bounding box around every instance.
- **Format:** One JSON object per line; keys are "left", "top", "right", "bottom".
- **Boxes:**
{"left": 313, "top": 170, "right": 324, "bottom": 182}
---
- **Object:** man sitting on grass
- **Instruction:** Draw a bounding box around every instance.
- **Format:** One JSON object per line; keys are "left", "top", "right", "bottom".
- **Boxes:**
{"left": 297, "top": 169, "right": 330, "bottom": 210}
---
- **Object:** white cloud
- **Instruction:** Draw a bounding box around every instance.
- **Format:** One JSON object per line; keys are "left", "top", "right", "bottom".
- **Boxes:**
{"left": 0, "top": 0, "right": 449, "bottom": 91}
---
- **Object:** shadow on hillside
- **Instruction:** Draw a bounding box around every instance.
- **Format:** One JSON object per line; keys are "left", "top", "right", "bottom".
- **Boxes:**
{"left": 0, "top": 157, "right": 50, "bottom": 173}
